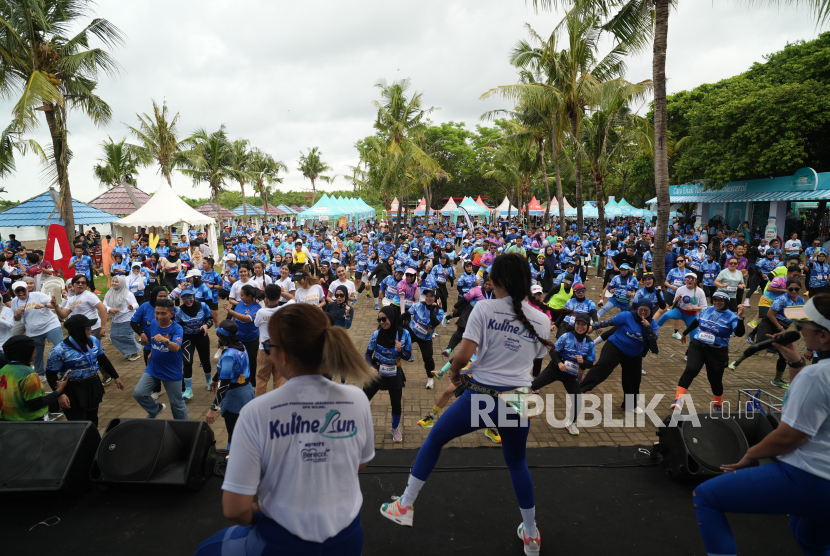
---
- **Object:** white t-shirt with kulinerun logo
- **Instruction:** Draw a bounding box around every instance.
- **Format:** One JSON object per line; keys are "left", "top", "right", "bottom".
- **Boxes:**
{"left": 223, "top": 375, "right": 374, "bottom": 543}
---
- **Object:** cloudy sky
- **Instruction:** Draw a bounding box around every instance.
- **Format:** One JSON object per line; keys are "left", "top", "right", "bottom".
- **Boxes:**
{"left": 0, "top": 0, "right": 825, "bottom": 204}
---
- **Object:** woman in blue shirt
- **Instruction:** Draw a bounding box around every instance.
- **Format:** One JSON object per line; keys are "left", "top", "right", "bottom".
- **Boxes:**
{"left": 406, "top": 289, "right": 445, "bottom": 390}
{"left": 601, "top": 240, "right": 620, "bottom": 289}
{"left": 808, "top": 251, "right": 830, "bottom": 296}
{"left": 700, "top": 252, "right": 722, "bottom": 301}
{"left": 205, "top": 320, "right": 254, "bottom": 449}
{"left": 223, "top": 284, "right": 261, "bottom": 390}
{"left": 364, "top": 305, "right": 412, "bottom": 443}
{"left": 673, "top": 292, "right": 745, "bottom": 411}
{"left": 175, "top": 287, "right": 214, "bottom": 399}
{"left": 757, "top": 279, "right": 805, "bottom": 389}
{"left": 110, "top": 253, "right": 128, "bottom": 277}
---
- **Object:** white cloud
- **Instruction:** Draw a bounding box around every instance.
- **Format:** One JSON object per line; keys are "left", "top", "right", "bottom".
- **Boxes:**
{"left": 0, "top": 0, "right": 823, "bottom": 203}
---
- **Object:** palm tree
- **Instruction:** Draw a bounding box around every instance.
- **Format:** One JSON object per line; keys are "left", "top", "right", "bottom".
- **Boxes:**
{"left": 0, "top": 123, "right": 46, "bottom": 179}
{"left": 0, "top": 0, "right": 124, "bottom": 244}
{"left": 126, "top": 99, "right": 181, "bottom": 187}
{"left": 93, "top": 137, "right": 139, "bottom": 189}
{"left": 179, "top": 126, "right": 235, "bottom": 229}
{"left": 248, "top": 149, "right": 287, "bottom": 220}
{"left": 297, "top": 146, "right": 333, "bottom": 207}
{"left": 229, "top": 139, "right": 253, "bottom": 219}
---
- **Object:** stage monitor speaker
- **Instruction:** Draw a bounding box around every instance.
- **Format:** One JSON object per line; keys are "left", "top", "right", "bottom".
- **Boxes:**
{"left": 0, "top": 421, "right": 100, "bottom": 495}
{"left": 91, "top": 418, "right": 216, "bottom": 490}
{"left": 655, "top": 413, "right": 750, "bottom": 479}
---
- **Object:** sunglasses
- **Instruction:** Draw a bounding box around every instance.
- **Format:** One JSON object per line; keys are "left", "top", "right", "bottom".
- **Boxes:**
{"left": 182, "top": 295, "right": 194, "bottom": 300}
{"left": 788, "top": 288, "right": 801, "bottom": 292}
{"left": 335, "top": 294, "right": 345, "bottom": 298}
{"left": 377, "top": 316, "right": 388, "bottom": 323}
{"left": 75, "top": 281, "right": 88, "bottom": 285}
{"left": 14, "top": 288, "right": 27, "bottom": 294}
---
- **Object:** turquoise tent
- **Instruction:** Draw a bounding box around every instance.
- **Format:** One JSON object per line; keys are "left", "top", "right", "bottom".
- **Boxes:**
{"left": 458, "top": 197, "right": 490, "bottom": 223}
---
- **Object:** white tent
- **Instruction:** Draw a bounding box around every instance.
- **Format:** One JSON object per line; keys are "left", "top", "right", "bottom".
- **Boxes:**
{"left": 495, "top": 196, "right": 520, "bottom": 217}
{"left": 114, "top": 183, "right": 219, "bottom": 258}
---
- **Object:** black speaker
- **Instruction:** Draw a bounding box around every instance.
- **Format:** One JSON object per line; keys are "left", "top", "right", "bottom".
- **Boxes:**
{"left": 91, "top": 418, "right": 216, "bottom": 490}
{"left": 655, "top": 413, "right": 750, "bottom": 479}
{"left": 0, "top": 421, "right": 100, "bottom": 494}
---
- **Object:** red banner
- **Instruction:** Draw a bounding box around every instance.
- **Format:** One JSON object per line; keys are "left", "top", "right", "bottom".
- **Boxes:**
{"left": 45, "top": 224, "right": 74, "bottom": 280}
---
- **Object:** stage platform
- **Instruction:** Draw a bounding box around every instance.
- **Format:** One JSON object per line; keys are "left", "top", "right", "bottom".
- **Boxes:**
{"left": 5, "top": 446, "right": 798, "bottom": 555}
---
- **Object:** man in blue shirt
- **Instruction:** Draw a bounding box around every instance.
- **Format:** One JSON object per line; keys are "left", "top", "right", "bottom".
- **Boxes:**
{"left": 131, "top": 298, "right": 187, "bottom": 419}
{"left": 68, "top": 246, "right": 94, "bottom": 283}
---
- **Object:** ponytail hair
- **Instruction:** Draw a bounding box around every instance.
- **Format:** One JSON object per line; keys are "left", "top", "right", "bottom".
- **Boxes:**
{"left": 489, "top": 253, "right": 553, "bottom": 348}
{"left": 268, "top": 303, "right": 375, "bottom": 384}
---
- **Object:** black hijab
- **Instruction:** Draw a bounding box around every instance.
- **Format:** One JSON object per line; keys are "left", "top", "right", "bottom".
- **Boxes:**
{"left": 148, "top": 286, "right": 166, "bottom": 307}
{"left": 543, "top": 246, "right": 558, "bottom": 275}
{"left": 375, "top": 305, "right": 400, "bottom": 349}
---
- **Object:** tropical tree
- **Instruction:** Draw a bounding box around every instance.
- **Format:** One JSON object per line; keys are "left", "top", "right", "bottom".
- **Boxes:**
{"left": 179, "top": 126, "right": 235, "bottom": 229}
{"left": 297, "top": 146, "right": 333, "bottom": 206}
{"left": 0, "top": 123, "right": 45, "bottom": 180}
{"left": 248, "top": 148, "right": 287, "bottom": 219}
{"left": 93, "top": 137, "right": 139, "bottom": 189}
{"left": 126, "top": 99, "right": 182, "bottom": 187}
{"left": 0, "top": 0, "right": 124, "bottom": 244}
{"left": 229, "top": 139, "right": 253, "bottom": 218}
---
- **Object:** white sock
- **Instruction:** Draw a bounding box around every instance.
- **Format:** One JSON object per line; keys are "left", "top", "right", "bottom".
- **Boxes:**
{"left": 520, "top": 507, "right": 537, "bottom": 537}
{"left": 399, "top": 474, "right": 425, "bottom": 508}
{"left": 593, "top": 336, "right": 605, "bottom": 346}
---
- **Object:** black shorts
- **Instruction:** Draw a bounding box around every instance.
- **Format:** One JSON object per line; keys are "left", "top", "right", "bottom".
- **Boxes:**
{"left": 206, "top": 300, "right": 218, "bottom": 310}
{"left": 218, "top": 288, "right": 230, "bottom": 300}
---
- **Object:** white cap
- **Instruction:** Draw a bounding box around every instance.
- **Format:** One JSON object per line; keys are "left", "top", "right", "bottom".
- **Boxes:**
{"left": 530, "top": 284, "right": 543, "bottom": 294}
{"left": 222, "top": 253, "right": 237, "bottom": 261}
{"left": 11, "top": 281, "right": 27, "bottom": 292}
{"left": 186, "top": 268, "right": 202, "bottom": 278}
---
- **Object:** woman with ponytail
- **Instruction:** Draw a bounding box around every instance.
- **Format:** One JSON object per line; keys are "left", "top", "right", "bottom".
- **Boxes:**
{"left": 379, "top": 253, "right": 551, "bottom": 556}
{"left": 196, "top": 304, "right": 375, "bottom": 556}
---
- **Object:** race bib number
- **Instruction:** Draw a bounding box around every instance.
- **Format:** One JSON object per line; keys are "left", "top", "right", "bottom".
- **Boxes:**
{"left": 726, "top": 286, "right": 737, "bottom": 293}
{"left": 436, "top": 275, "right": 446, "bottom": 283}
{"left": 379, "top": 363, "right": 397, "bottom": 377}
{"left": 566, "top": 315, "right": 576, "bottom": 326}
{"left": 697, "top": 331, "right": 716, "bottom": 345}
{"left": 412, "top": 321, "right": 429, "bottom": 336}
{"left": 564, "top": 360, "right": 580, "bottom": 375}
{"left": 672, "top": 279, "right": 684, "bottom": 286}
{"left": 370, "top": 277, "right": 377, "bottom": 287}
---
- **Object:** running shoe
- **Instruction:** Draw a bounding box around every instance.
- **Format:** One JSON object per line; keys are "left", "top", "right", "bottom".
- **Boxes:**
{"left": 417, "top": 413, "right": 436, "bottom": 429}
{"left": 743, "top": 299, "right": 751, "bottom": 307}
{"left": 426, "top": 378, "right": 434, "bottom": 389}
{"left": 712, "top": 404, "right": 723, "bottom": 413}
{"left": 748, "top": 320, "right": 758, "bottom": 328}
{"left": 728, "top": 361, "right": 738, "bottom": 371}
{"left": 484, "top": 428, "right": 502, "bottom": 444}
{"left": 392, "top": 426, "right": 403, "bottom": 442}
{"left": 441, "top": 348, "right": 451, "bottom": 358}
{"left": 375, "top": 304, "right": 379, "bottom": 310}
{"left": 670, "top": 398, "right": 683, "bottom": 410}
{"left": 48, "top": 412, "right": 65, "bottom": 421}
{"left": 671, "top": 332, "right": 682, "bottom": 341}
{"left": 366, "top": 292, "right": 372, "bottom": 299}
{"left": 771, "top": 379, "right": 789, "bottom": 390}
{"left": 407, "top": 356, "right": 415, "bottom": 363}
{"left": 517, "top": 523, "right": 541, "bottom": 556}
{"left": 565, "top": 421, "right": 579, "bottom": 436}
{"left": 151, "top": 391, "right": 162, "bottom": 400}
{"left": 183, "top": 387, "right": 193, "bottom": 400}
{"left": 441, "top": 315, "right": 447, "bottom": 328}
{"left": 153, "top": 403, "right": 167, "bottom": 418}
{"left": 641, "top": 369, "right": 647, "bottom": 376}
{"left": 746, "top": 336, "right": 754, "bottom": 345}
{"left": 127, "top": 352, "right": 141, "bottom": 362}
{"left": 432, "top": 333, "right": 440, "bottom": 338}
{"left": 380, "top": 498, "right": 413, "bottom": 527}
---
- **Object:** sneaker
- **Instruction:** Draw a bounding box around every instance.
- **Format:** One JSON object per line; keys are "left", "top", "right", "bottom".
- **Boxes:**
{"left": 102, "top": 377, "right": 112, "bottom": 386}
{"left": 712, "top": 404, "right": 723, "bottom": 413}
{"left": 407, "top": 356, "right": 415, "bottom": 362}
{"left": 484, "top": 428, "right": 502, "bottom": 444}
{"left": 182, "top": 387, "right": 193, "bottom": 400}
{"left": 441, "top": 315, "right": 447, "bottom": 328}
{"left": 127, "top": 352, "right": 141, "bottom": 362}
{"left": 417, "top": 413, "right": 436, "bottom": 429}
{"left": 728, "top": 361, "right": 738, "bottom": 371}
{"left": 151, "top": 391, "right": 162, "bottom": 400}
{"left": 748, "top": 320, "right": 758, "bottom": 328}
{"left": 565, "top": 421, "right": 579, "bottom": 436}
{"left": 771, "top": 379, "right": 789, "bottom": 390}
{"left": 391, "top": 426, "right": 403, "bottom": 442}
{"left": 206, "top": 381, "right": 212, "bottom": 391}
{"left": 672, "top": 332, "right": 682, "bottom": 341}
{"left": 743, "top": 299, "right": 751, "bottom": 307}
{"left": 426, "top": 378, "right": 434, "bottom": 389}
{"left": 641, "top": 369, "right": 647, "bottom": 376}
{"left": 153, "top": 403, "right": 167, "bottom": 418}
{"left": 48, "top": 412, "right": 65, "bottom": 421}
{"left": 380, "top": 498, "right": 413, "bottom": 527}
{"left": 431, "top": 333, "right": 440, "bottom": 338}
{"left": 366, "top": 292, "right": 372, "bottom": 299}
{"left": 517, "top": 523, "right": 541, "bottom": 556}
{"left": 441, "top": 349, "right": 451, "bottom": 358}
{"left": 375, "top": 304, "right": 379, "bottom": 310}
{"left": 670, "top": 397, "right": 682, "bottom": 410}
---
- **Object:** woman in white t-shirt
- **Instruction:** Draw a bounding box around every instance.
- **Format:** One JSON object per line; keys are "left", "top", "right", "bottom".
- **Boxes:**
{"left": 379, "top": 254, "right": 551, "bottom": 555}
{"left": 274, "top": 264, "right": 296, "bottom": 305}
{"left": 293, "top": 271, "right": 326, "bottom": 307}
{"left": 9, "top": 280, "right": 63, "bottom": 377}
{"left": 228, "top": 266, "right": 261, "bottom": 306}
{"left": 195, "top": 303, "right": 375, "bottom": 556}
{"left": 655, "top": 273, "right": 707, "bottom": 338}
{"left": 714, "top": 257, "right": 746, "bottom": 311}
{"left": 694, "top": 294, "right": 830, "bottom": 555}
{"left": 251, "top": 261, "right": 273, "bottom": 290}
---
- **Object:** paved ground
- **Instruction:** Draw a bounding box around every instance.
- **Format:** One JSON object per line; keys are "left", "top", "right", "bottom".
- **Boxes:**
{"left": 59, "top": 268, "right": 789, "bottom": 450}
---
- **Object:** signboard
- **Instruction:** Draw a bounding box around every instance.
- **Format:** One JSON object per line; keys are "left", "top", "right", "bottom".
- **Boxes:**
{"left": 792, "top": 167, "right": 819, "bottom": 190}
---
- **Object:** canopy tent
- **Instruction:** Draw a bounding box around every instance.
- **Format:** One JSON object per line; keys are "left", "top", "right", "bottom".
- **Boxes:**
{"left": 565, "top": 203, "right": 598, "bottom": 218}
{"left": 495, "top": 196, "right": 520, "bottom": 217}
{"left": 549, "top": 197, "right": 573, "bottom": 211}
{"left": 357, "top": 199, "right": 376, "bottom": 218}
{"left": 413, "top": 197, "right": 435, "bottom": 216}
{"left": 388, "top": 197, "right": 400, "bottom": 214}
{"left": 474, "top": 196, "right": 489, "bottom": 209}
{"left": 605, "top": 198, "right": 619, "bottom": 209}
{"left": 527, "top": 196, "right": 545, "bottom": 216}
{"left": 114, "top": 183, "right": 219, "bottom": 259}
{"left": 297, "top": 203, "right": 346, "bottom": 222}
{"left": 439, "top": 197, "right": 458, "bottom": 215}
{"left": 458, "top": 197, "right": 490, "bottom": 222}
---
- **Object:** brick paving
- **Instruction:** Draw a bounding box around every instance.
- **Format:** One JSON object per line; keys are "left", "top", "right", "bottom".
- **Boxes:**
{"left": 57, "top": 269, "right": 790, "bottom": 450}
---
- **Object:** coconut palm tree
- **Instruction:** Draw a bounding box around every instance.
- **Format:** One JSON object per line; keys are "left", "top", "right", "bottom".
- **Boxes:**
{"left": 179, "top": 126, "right": 236, "bottom": 229}
{"left": 0, "top": 123, "right": 46, "bottom": 179}
{"left": 297, "top": 146, "right": 333, "bottom": 207}
{"left": 126, "top": 99, "right": 182, "bottom": 187}
{"left": 248, "top": 149, "right": 287, "bottom": 220}
{"left": 0, "top": 0, "right": 124, "bottom": 244}
{"left": 229, "top": 139, "right": 254, "bottom": 219}
{"left": 93, "top": 137, "right": 139, "bottom": 189}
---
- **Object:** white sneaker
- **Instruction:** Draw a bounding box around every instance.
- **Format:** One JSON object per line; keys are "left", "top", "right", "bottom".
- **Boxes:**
{"left": 391, "top": 426, "right": 403, "bottom": 442}
{"left": 641, "top": 369, "right": 647, "bottom": 376}
{"left": 151, "top": 391, "right": 162, "bottom": 400}
{"left": 517, "top": 523, "right": 541, "bottom": 556}
{"left": 742, "top": 299, "right": 751, "bottom": 307}
{"left": 426, "top": 378, "right": 434, "bottom": 389}
{"left": 153, "top": 403, "right": 166, "bottom": 418}
{"left": 565, "top": 421, "right": 579, "bottom": 436}
{"left": 672, "top": 332, "right": 682, "bottom": 341}
{"left": 441, "top": 315, "right": 447, "bottom": 328}
{"left": 634, "top": 406, "right": 644, "bottom": 415}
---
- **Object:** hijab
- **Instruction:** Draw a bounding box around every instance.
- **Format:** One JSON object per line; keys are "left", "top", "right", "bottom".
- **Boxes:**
{"left": 543, "top": 246, "right": 558, "bottom": 275}
{"left": 148, "top": 286, "right": 166, "bottom": 307}
{"left": 375, "top": 305, "right": 400, "bottom": 349}
{"left": 103, "top": 275, "right": 129, "bottom": 310}
{"left": 65, "top": 318, "right": 93, "bottom": 351}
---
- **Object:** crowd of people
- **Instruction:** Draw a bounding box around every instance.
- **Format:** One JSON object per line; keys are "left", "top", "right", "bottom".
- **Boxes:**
{"left": 1, "top": 213, "right": 828, "bottom": 556}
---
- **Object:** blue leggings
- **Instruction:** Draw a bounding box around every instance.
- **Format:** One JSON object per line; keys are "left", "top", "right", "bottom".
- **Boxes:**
{"left": 194, "top": 512, "right": 362, "bottom": 556}
{"left": 411, "top": 384, "right": 534, "bottom": 509}
{"left": 694, "top": 462, "right": 830, "bottom": 556}
{"left": 597, "top": 297, "right": 629, "bottom": 318}
{"left": 657, "top": 308, "right": 697, "bottom": 329}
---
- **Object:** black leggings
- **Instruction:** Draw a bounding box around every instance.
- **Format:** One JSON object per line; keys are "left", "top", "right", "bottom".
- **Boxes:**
{"left": 532, "top": 358, "right": 543, "bottom": 377}
{"left": 602, "top": 269, "right": 617, "bottom": 288}
{"left": 446, "top": 328, "right": 464, "bottom": 352}
{"left": 224, "top": 411, "right": 240, "bottom": 444}
{"left": 755, "top": 319, "right": 789, "bottom": 373}
{"left": 241, "top": 338, "right": 259, "bottom": 388}
{"left": 182, "top": 332, "right": 212, "bottom": 379}
{"left": 363, "top": 374, "right": 403, "bottom": 415}
{"left": 580, "top": 341, "right": 643, "bottom": 408}
{"left": 530, "top": 363, "right": 581, "bottom": 422}
{"left": 702, "top": 285, "right": 718, "bottom": 301}
{"left": 436, "top": 283, "right": 448, "bottom": 311}
{"left": 678, "top": 340, "right": 727, "bottom": 396}
{"left": 409, "top": 331, "right": 435, "bottom": 378}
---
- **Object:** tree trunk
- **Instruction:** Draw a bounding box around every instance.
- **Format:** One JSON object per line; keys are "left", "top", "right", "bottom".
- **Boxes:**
{"left": 552, "top": 128, "right": 565, "bottom": 230}
{"left": 43, "top": 102, "right": 75, "bottom": 247}
{"left": 261, "top": 184, "right": 270, "bottom": 224}
{"left": 394, "top": 182, "right": 404, "bottom": 247}
{"left": 571, "top": 113, "right": 584, "bottom": 236}
{"left": 165, "top": 170, "right": 172, "bottom": 187}
{"left": 212, "top": 186, "right": 222, "bottom": 232}
{"left": 539, "top": 137, "right": 551, "bottom": 225}
{"left": 652, "top": 0, "right": 670, "bottom": 286}
{"left": 594, "top": 173, "right": 607, "bottom": 255}
{"left": 239, "top": 179, "right": 247, "bottom": 219}
{"left": 310, "top": 178, "right": 317, "bottom": 206}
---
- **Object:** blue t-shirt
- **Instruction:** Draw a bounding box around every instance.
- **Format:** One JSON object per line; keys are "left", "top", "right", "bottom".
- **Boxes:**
{"left": 562, "top": 297, "right": 597, "bottom": 327}
{"left": 131, "top": 302, "right": 157, "bottom": 351}
{"left": 771, "top": 293, "right": 805, "bottom": 327}
{"left": 691, "top": 306, "right": 741, "bottom": 348}
{"left": 175, "top": 302, "right": 212, "bottom": 335}
{"left": 604, "top": 249, "right": 619, "bottom": 270}
{"left": 407, "top": 302, "right": 445, "bottom": 341}
{"left": 608, "top": 274, "right": 638, "bottom": 306}
{"left": 70, "top": 255, "right": 93, "bottom": 280}
{"left": 46, "top": 337, "right": 104, "bottom": 381}
{"left": 701, "top": 262, "right": 721, "bottom": 287}
{"left": 234, "top": 300, "right": 261, "bottom": 342}
{"left": 554, "top": 332, "right": 596, "bottom": 376}
{"left": 201, "top": 270, "right": 222, "bottom": 302}
{"left": 367, "top": 329, "right": 412, "bottom": 366}
{"left": 217, "top": 348, "right": 249, "bottom": 382}
{"left": 380, "top": 275, "right": 400, "bottom": 304}
{"left": 666, "top": 267, "right": 689, "bottom": 290}
{"left": 145, "top": 321, "right": 184, "bottom": 381}
{"left": 607, "top": 311, "right": 659, "bottom": 357}
{"left": 810, "top": 262, "right": 829, "bottom": 288}
{"left": 222, "top": 265, "right": 239, "bottom": 290}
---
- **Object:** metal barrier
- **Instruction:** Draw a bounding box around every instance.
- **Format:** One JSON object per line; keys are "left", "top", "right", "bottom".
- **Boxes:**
{"left": 737, "top": 388, "right": 784, "bottom": 418}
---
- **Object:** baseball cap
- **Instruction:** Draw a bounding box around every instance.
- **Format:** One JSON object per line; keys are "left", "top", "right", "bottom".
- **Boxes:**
{"left": 530, "top": 284, "right": 543, "bottom": 294}
{"left": 712, "top": 291, "right": 730, "bottom": 301}
{"left": 222, "top": 253, "right": 237, "bottom": 261}
{"left": 563, "top": 274, "right": 575, "bottom": 285}
{"left": 293, "top": 270, "right": 308, "bottom": 280}
{"left": 11, "top": 281, "right": 27, "bottom": 292}
{"left": 186, "top": 268, "right": 201, "bottom": 278}
{"left": 619, "top": 263, "right": 631, "bottom": 270}
{"left": 574, "top": 313, "right": 592, "bottom": 325}
{"left": 405, "top": 268, "right": 417, "bottom": 275}
{"left": 181, "top": 287, "right": 196, "bottom": 297}
{"left": 395, "top": 266, "right": 405, "bottom": 273}
{"left": 573, "top": 283, "right": 586, "bottom": 291}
